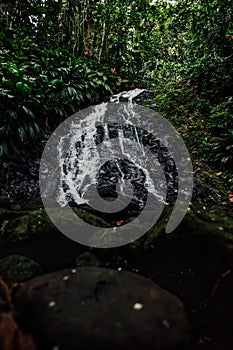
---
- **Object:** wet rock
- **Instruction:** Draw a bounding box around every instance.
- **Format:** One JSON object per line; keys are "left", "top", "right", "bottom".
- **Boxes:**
{"left": 146, "top": 203, "right": 233, "bottom": 253}
{"left": 0, "top": 255, "right": 43, "bottom": 282}
{"left": 14, "top": 267, "right": 189, "bottom": 350}
{"left": 2, "top": 209, "right": 56, "bottom": 242}
{"left": 10, "top": 203, "right": 22, "bottom": 211}
{"left": 22, "top": 198, "right": 44, "bottom": 211}
{"left": 75, "top": 252, "right": 101, "bottom": 267}
{"left": 3, "top": 208, "right": 109, "bottom": 243}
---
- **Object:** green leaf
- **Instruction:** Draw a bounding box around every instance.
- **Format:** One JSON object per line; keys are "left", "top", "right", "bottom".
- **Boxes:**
{"left": 22, "top": 106, "right": 34, "bottom": 118}
{"left": 18, "top": 127, "right": 26, "bottom": 141}
{"left": 16, "top": 82, "right": 29, "bottom": 92}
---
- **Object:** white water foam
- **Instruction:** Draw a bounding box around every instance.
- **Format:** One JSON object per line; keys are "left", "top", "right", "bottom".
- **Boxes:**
{"left": 56, "top": 89, "right": 165, "bottom": 208}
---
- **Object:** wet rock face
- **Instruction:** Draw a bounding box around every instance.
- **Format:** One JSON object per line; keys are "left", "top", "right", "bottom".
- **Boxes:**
{"left": 14, "top": 267, "right": 189, "bottom": 350}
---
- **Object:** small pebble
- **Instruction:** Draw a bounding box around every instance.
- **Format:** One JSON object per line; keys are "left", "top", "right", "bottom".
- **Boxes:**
{"left": 117, "top": 267, "right": 122, "bottom": 271}
{"left": 71, "top": 269, "right": 77, "bottom": 274}
{"left": 63, "top": 275, "right": 69, "bottom": 281}
{"left": 48, "top": 301, "right": 56, "bottom": 308}
{"left": 133, "top": 302, "right": 143, "bottom": 310}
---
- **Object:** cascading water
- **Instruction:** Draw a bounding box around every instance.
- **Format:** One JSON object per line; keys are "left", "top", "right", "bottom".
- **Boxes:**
{"left": 54, "top": 89, "right": 177, "bottom": 214}
{"left": 39, "top": 88, "right": 193, "bottom": 247}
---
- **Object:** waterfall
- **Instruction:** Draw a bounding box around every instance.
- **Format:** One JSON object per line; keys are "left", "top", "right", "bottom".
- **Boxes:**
{"left": 55, "top": 89, "right": 173, "bottom": 211}
{"left": 39, "top": 89, "right": 193, "bottom": 247}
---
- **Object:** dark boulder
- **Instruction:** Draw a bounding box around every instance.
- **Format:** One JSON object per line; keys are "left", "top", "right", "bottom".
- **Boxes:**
{"left": 14, "top": 267, "right": 189, "bottom": 350}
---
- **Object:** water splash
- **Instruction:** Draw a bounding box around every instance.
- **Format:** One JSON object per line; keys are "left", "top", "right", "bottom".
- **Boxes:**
{"left": 110, "top": 88, "right": 145, "bottom": 103}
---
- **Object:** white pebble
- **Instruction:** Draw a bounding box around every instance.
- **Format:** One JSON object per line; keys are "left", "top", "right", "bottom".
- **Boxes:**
{"left": 48, "top": 301, "right": 56, "bottom": 308}
{"left": 133, "top": 302, "right": 143, "bottom": 310}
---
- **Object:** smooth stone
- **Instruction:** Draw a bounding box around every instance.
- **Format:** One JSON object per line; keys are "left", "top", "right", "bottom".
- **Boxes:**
{"left": 75, "top": 252, "right": 101, "bottom": 267}
{"left": 14, "top": 267, "right": 189, "bottom": 350}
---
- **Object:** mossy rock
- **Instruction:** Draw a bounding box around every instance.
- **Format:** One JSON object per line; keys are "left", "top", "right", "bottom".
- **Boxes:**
{"left": 145, "top": 202, "right": 233, "bottom": 247}
{"left": 3, "top": 208, "right": 109, "bottom": 243}
{"left": 2, "top": 209, "right": 56, "bottom": 242}
{"left": 0, "top": 255, "right": 43, "bottom": 282}
{"left": 84, "top": 202, "right": 233, "bottom": 252}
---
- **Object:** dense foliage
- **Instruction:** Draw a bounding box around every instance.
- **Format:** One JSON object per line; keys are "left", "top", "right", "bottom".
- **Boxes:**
{"left": 0, "top": 0, "right": 232, "bottom": 182}
{"left": 0, "top": 49, "right": 115, "bottom": 155}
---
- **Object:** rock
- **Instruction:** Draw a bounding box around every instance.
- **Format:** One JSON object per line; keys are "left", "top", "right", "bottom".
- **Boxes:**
{"left": 23, "top": 198, "right": 44, "bottom": 211}
{"left": 13, "top": 267, "right": 189, "bottom": 350}
{"left": 10, "top": 203, "right": 22, "bottom": 211}
{"left": 3, "top": 208, "right": 108, "bottom": 243}
{"left": 0, "top": 255, "right": 43, "bottom": 282}
{"left": 145, "top": 203, "right": 233, "bottom": 254}
{"left": 2, "top": 210, "right": 56, "bottom": 242}
{"left": 75, "top": 252, "right": 101, "bottom": 267}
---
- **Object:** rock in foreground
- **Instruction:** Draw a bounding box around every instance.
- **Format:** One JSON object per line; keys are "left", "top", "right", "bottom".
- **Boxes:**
{"left": 14, "top": 267, "right": 189, "bottom": 350}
